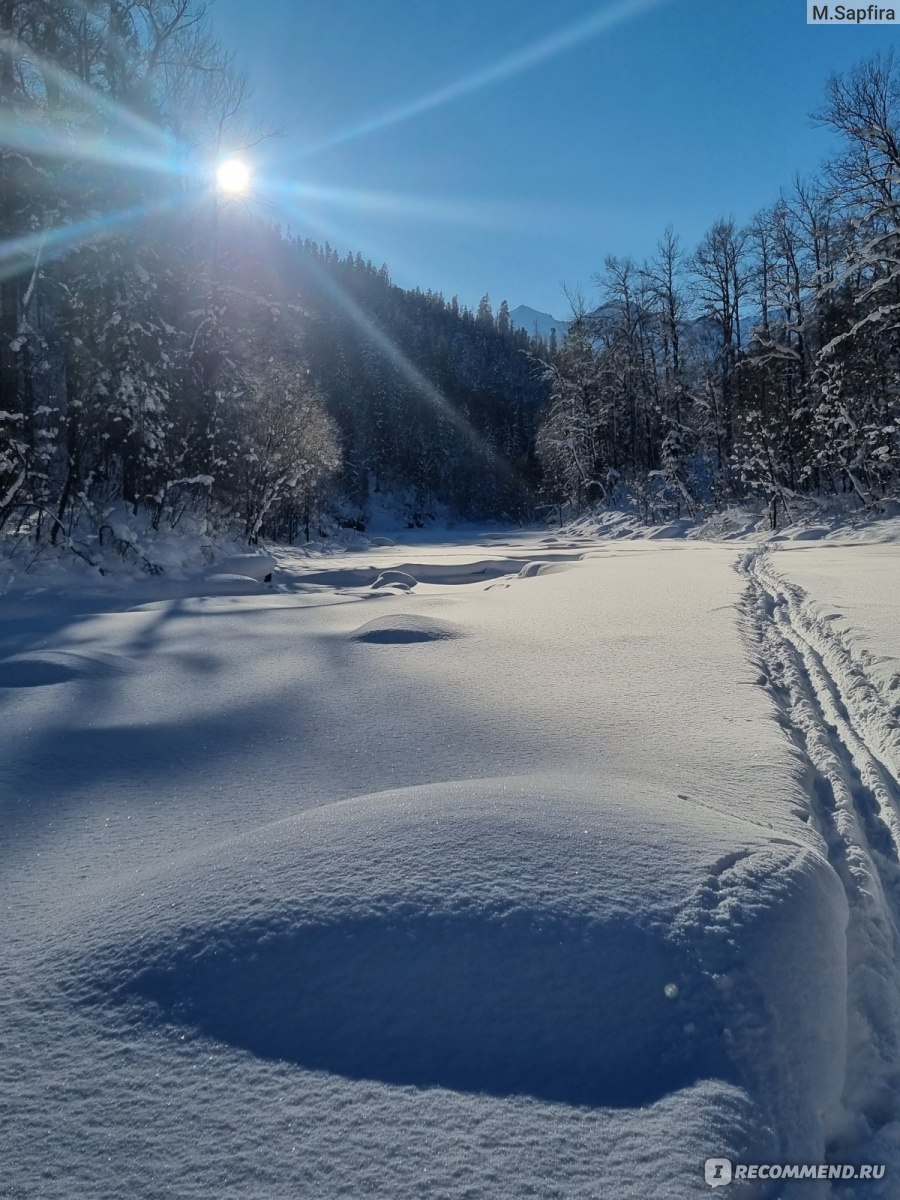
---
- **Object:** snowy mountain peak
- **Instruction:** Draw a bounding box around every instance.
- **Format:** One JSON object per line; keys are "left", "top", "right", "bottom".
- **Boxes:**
{"left": 508, "top": 305, "right": 570, "bottom": 340}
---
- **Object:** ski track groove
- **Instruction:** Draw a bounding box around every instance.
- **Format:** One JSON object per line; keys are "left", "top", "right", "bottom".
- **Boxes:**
{"left": 741, "top": 547, "right": 900, "bottom": 1143}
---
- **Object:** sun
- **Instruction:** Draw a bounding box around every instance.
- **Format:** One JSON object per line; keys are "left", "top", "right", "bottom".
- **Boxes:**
{"left": 216, "top": 158, "right": 251, "bottom": 194}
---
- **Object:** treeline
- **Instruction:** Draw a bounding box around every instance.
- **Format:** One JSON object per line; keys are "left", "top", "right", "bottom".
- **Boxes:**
{"left": 0, "top": 0, "right": 546, "bottom": 560}
{"left": 285, "top": 242, "right": 545, "bottom": 527}
{"left": 6, "top": 4, "right": 898, "bottom": 550}
{"left": 536, "top": 55, "right": 900, "bottom": 524}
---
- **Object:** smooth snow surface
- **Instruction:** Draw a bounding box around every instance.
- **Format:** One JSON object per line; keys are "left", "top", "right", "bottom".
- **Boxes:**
{"left": 2, "top": 527, "right": 899, "bottom": 1197}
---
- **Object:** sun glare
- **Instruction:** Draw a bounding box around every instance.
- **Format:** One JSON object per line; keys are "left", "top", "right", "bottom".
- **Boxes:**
{"left": 216, "top": 158, "right": 250, "bottom": 194}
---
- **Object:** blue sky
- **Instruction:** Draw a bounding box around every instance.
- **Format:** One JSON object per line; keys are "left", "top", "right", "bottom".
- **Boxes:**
{"left": 210, "top": 0, "right": 896, "bottom": 316}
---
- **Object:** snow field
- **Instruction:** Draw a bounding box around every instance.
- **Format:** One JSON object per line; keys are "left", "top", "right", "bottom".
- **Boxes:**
{"left": 0, "top": 529, "right": 891, "bottom": 1197}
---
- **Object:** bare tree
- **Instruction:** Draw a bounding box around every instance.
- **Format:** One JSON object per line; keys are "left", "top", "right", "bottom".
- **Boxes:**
{"left": 691, "top": 219, "right": 749, "bottom": 469}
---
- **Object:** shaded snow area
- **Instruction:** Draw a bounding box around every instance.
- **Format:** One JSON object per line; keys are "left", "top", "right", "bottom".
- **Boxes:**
{"left": 1, "top": 528, "right": 899, "bottom": 1197}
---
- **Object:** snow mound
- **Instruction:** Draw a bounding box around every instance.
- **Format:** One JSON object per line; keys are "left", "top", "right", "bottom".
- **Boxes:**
{"left": 369, "top": 536, "right": 396, "bottom": 547}
{"left": 782, "top": 525, "right": 833, "bottom": 541}
{"left": 370, "top": 570, "right": 418, "bottom": 591}
{"left": 207, "top": 554, "right": 275, "bottom": 581}
{"left": 517, "top": 560, "right": 574, "bottom": 579}
{"left": 73, "top": 778, "right": 844, "bottom": 1145}
{"left": 389, "top": 558, "right": 524, "bottom": 585}
{"left": 0, "top": 649, "right": 126, "bottom": 688}
{"left": 283, "top": 557, "right": 528, "bottom": 592}
{"left": 200, "top": 573, "right": 267, "bottom": 595}
{"left": 349, "top": 614, "right": 463, "bottom": 644}
{"left": 646, "top": 518, "right": 694, "bottom": 539}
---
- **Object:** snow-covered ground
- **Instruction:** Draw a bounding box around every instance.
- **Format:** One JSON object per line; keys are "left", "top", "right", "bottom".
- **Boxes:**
{"left": 741, "top": 538, "right": 900, "bottom": 1192}
{"left": 1, "top": 525, "right": 898, "bottom": 1197}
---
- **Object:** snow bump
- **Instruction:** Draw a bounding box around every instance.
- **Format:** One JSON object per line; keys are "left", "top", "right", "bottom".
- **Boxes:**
{"left": 70, "top": 778, "right": 842, "bottom": 1133}
{"left": 0, "top": 649, "right": 126, "bottom": 688}
{"left": 369, "top": 570, "right": 418, "bottom": 591}
{"left": 206, "top": 554, "right": 275, "bottom": 582}
{"left": 517, "top": 560, "right": 574, "bottom": 579}
{"left": 349, "top": 614, "right": 463, "bottom": 644}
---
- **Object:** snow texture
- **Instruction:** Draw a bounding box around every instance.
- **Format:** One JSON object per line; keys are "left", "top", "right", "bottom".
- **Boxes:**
{"left": 1, "top": 525, "right": 899, "bottom": 1197}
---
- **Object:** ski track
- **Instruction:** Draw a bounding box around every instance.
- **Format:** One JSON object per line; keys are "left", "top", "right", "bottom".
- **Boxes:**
{"left": 741, "top": 547, "right": 900, "bottom": 1147}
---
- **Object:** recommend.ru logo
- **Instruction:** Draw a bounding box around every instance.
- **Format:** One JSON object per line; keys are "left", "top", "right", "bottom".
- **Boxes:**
{"left": 705, "top": 1159, "right": 886, "bottom": 1186}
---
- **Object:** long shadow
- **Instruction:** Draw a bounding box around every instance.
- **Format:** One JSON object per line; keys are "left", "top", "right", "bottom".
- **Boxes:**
{"left": 0, "top": 589, "right": 354, "bottom": 700}
{"left": 123, "top": 911, "right": 726, "bottom": 1108}
{"left": 0, "top": 693, "right": 300, "bottom": 863}
{"left": 0, "top": 596, "right": 131, "bottom": 663}
{"left": 0, "top": 605, "right": 567, "bottom": 871}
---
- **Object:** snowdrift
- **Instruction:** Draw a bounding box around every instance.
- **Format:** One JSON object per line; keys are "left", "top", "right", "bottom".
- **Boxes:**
{"left": 4, "top": 529, "right": 894, "bottom": 1198}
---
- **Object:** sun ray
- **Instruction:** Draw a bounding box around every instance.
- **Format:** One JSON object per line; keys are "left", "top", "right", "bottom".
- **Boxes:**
{"left": 0, "top": 33, "right": 176, "bottom": 150}
{"left": 0, "top": 114, "right": 186, "bottom": 178}
{"left": 291, "top": 0, "right": 669, "bottom": 160}
{"left": 267, "top": 180, "right": 522, "bottom": 232}
{"left": 271, "top": 195, "right": 404, "bottom": 276}
{"left": 266, "top": 179, "right": 612, "bottom": 240}
{"left": 0, "top": 31, "right": 202, "bottom": 190}
{"left": 0, "top": 198, "right": 176, "bottom": 286}
{"left": 298, "top": 253, "right": 513, "bottom": 479}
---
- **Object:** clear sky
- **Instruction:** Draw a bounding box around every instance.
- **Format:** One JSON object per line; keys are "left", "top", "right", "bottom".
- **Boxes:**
{"left": 209, "top": 0, "right": 897, "bottom": 316}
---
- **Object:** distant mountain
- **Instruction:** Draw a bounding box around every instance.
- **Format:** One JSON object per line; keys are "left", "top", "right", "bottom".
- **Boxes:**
{"left": 509, "top": 302, "right": 755, "bottom": 352}
{"left": 508, "top": 305, "right": 570, "bottom": 341}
